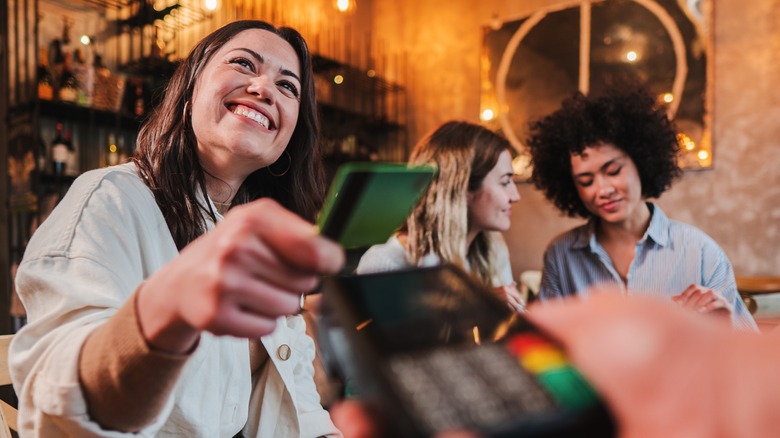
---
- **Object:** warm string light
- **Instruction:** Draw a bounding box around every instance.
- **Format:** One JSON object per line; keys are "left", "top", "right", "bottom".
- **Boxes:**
{"left": 677, "top": 132, "right": 710, "bottom": 167}
{"left": 336, "top": 0, "right": 356, "bottom": 13}
{"left": 678, "top": 133, "right": 696, "bottom": 151}
{"left": 481, "top": 109, "right": 495, "bottom": 121}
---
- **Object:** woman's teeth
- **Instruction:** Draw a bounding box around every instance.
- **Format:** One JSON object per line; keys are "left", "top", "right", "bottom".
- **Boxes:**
{"left": 233, "top": 105, "right": 270, "bottom": 129}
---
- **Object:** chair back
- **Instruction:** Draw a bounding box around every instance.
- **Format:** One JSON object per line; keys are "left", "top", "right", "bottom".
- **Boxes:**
{"left": 0, "top": 335, "right": 18, "bottom": 435}
{"left": 520, "top": 270, "right": 542, "bottom": 304}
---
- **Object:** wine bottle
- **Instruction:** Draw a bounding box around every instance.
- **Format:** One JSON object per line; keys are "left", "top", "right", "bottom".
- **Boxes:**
{"left": 51, "top": 122, "right": 68, "bottom": 176}
{"left": 37, "top": 135, "right": 49, "bottom": 173}
{"left": 58, "top": 52, "right": 80, "bottom": 103}
{"left": 37, "top": 47, "right": 55, "bottom": 100}
{"left": 64, "top": 128, "right": 78, "bottom": 176}
{"left": 118, "top": 135, "right": 128, "bottom": 163}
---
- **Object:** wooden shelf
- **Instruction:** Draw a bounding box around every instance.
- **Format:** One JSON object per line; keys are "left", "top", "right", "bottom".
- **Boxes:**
{"left": 11, "top": 100, "right": 143, "bottom": 132}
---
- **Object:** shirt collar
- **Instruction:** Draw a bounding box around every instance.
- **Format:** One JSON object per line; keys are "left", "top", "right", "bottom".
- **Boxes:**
{"left": 643, "top": 203, "right": 670, "bottom": 247}
{"left": 571, "top": 202, "right": 670, "bottom": 250}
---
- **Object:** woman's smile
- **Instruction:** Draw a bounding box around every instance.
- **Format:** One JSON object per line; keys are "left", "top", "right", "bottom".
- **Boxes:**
{"left": 228, "top": 103, "right": 274, "bottom": 130}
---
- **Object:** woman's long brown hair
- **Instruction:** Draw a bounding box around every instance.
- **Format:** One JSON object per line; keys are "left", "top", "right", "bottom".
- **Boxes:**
{"left": 131, "top": 20, "right": 324, "bottom": 250}
{"left": 406, "top": 121, "right": 511, "bottom": 286}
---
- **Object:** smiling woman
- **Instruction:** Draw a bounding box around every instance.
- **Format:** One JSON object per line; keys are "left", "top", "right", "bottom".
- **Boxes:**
{"left": 9, "top": 20, "right": 344, "bottom": 437}
{"left": 357, "top": 121, "right": 525, "bottom": 313}
{"left": 134, "top": 20, "right": 323, "bottom": 250}
{"left": 190, "top": 29, "right": 303, "bottom": 204}
{"left": 526, "top": 86, "right": 757, "bottom": 332}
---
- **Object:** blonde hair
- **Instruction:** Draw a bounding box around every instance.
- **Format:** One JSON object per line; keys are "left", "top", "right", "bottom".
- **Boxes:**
{"left": 405, "top": 121, "right": 511, "bottom": 286}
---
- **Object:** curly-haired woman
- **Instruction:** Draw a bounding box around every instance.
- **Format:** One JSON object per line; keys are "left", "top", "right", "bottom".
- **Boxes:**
{"left": 527, "top": 87, "right": 756, "bottom": 330}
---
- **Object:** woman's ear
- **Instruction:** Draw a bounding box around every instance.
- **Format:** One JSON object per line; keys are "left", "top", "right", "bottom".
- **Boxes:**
{"left": 465, "top": 187, "right": 480, "bottom": 208}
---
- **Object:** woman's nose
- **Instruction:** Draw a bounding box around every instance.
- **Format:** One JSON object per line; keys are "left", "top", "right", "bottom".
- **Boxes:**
{"left": 510, "top": 183, "right": 521, "bottom": 202}
{"left": 247, "top": 76, "right": 274, "bottom": 104}
{"left": 597, "top": 179, "right": 616, "bottom": 197}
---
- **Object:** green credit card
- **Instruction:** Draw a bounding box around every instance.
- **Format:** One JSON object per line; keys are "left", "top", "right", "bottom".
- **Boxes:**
{"left": 317, "top": 162, "right": 436, "bottom": 249}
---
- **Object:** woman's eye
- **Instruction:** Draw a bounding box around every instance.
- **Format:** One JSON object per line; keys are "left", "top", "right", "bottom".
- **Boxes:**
{"left": 229, "top": 57, "right": 254, "bottom": 71}
{"left": 607, "top": 166, "right": 622, "bottom": 176}
{"left": 577, "top": 179, "right": 593, "bottom": 187}
{"left": 278, "top": 80, "right": 300, "bottom": 98}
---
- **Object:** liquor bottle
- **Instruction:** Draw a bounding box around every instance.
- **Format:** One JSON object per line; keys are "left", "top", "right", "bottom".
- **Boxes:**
{"left": 106, "top": 133, "right": 119, "bottom": 166}
{"left": 37, "top": 47, "right": 55, "bottom": 100}
{"left": 51, "top": 122, "right": 68, "bottom": 176}
{"left": 72, "top": 48, "right": 94, "bottom": 106}
{"left": 58, "top": 52, "right": 80, "bottom": 103}
{"left": 134, "top": 84, "right": 145, "bottom": 116}
{"left": 51, "top": 39, "right": 65, "bottom": 89}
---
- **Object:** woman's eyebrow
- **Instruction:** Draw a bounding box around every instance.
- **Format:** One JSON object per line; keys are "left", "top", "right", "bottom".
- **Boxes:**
{"left": 573, "top": 157, "right": 621, "bottom": 178}
{"left": 235, "top": 48, "right": 301, "bottom": 82}
{"left": 599, "top": 157, "right": 622, "bottom": 171}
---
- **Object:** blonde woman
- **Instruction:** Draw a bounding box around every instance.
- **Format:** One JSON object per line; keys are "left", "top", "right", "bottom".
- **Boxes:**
{"left": 357, "top": 121, "right": 523, "bottom": 312}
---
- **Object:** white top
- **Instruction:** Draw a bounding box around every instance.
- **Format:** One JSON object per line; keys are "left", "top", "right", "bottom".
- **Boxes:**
{"left": 356, "top": 233, "right": 515, "bottom": 288}
{"left": 10, "top": 163, "right": 340, "bottom": 437}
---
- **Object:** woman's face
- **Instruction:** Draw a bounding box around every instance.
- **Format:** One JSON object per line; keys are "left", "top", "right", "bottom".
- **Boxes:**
{"left": 570, "top": 142, "right": 644, "bottom": 225}
{"left": 191, "top": 29, "right": 301, "bottom": 181}
{"left": 467, "top": 149, "right": 520, "bottom": 233}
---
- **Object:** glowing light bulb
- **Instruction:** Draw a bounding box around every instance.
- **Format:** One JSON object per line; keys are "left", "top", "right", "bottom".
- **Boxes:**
{"left": 626, "top": 51, "right": 638, "bottom": 62}
{"left": 481, "top": 109, "right": 495, "bottom": 121}
{"left": 662, "top": 93, "right": 674, "bottom": 103}
{"left": 205, "top": 0, "right": 218, "bottom": 10}
{"left": 80, "top": 35, "right": 92, "bottom": 45}
{"left": 677, "top": 133, "right": 696, "bottom": 151}
{"left": 333, "top": 74, "right": 344, "bottom": 85}
{"left": 697, "top": 150, "right": 709, "bottom": 160}
{"left": 337, "top": 0, "right": 351, "bottom": 12}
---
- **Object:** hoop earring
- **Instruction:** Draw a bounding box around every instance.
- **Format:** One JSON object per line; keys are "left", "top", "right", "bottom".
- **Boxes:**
{"left": 268, "top": 150, "right": 291, "bottom": 177}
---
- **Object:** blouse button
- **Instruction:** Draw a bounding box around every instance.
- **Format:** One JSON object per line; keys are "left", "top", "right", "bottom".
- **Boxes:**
{"left": 277, "top": 344, "right": 292, "bottom": 361}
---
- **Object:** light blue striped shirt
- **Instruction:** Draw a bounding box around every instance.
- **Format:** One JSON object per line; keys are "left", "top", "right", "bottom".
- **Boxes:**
{"left": 539, "top": 203, "right": 757, "bottom": 331}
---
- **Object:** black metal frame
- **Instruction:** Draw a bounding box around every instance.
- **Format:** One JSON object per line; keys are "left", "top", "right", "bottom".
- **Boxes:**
{"left": 1, "top": 0, "right": 12, "bottom": 335}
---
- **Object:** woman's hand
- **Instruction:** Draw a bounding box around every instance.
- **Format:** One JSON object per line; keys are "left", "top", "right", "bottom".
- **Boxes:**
{"left": 527, "top": 291, "right": 738, "bottom": 438}
{"left": 137, "top": 199, "right": 345, "bottom": 353}
{"left": 672, "top": 284, "right": 733, "bottom": 319}
{"left": 493, "top": 282, "right": 525, "bottom": 312}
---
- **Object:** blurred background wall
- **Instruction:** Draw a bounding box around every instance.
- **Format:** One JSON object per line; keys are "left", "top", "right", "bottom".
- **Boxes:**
{"left": 372, "top": 0, "right": 780, "bottom": 277}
